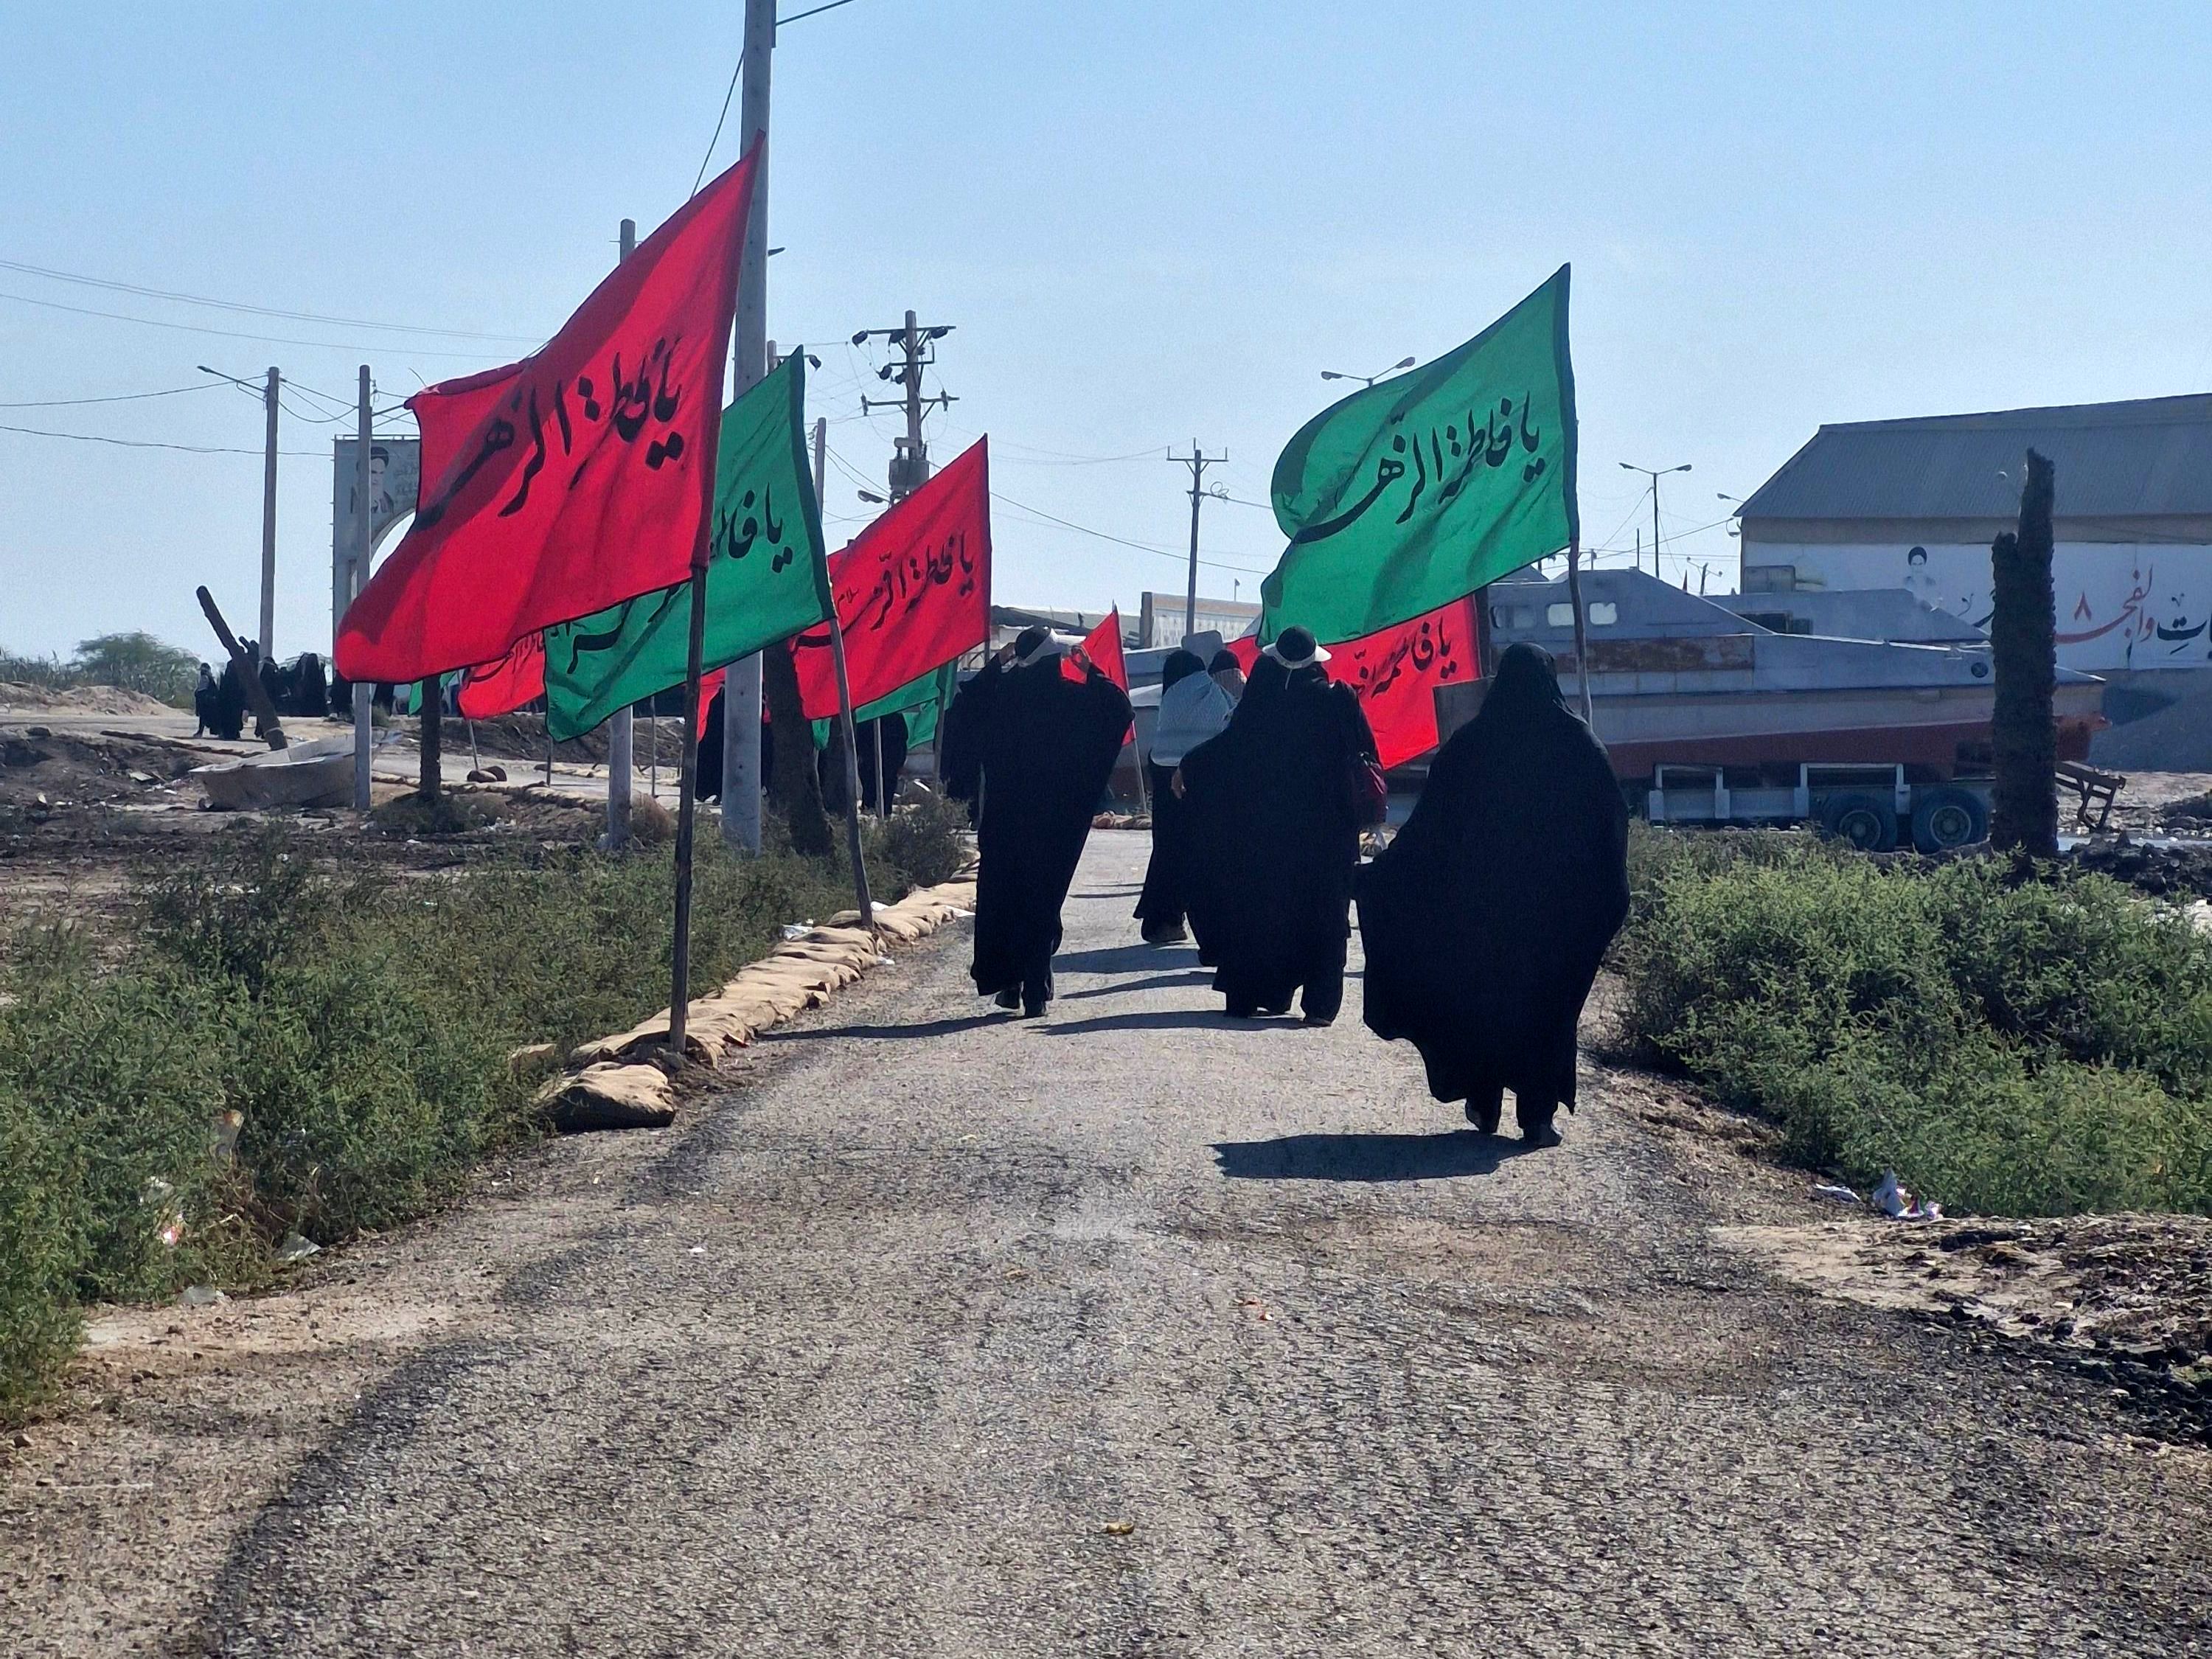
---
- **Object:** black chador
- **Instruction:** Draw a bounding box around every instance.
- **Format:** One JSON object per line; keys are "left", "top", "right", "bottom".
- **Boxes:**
{"left": 1357, "top": 642, "right": 1629, "bottom": 1148}
{"left": 1176, "top": 627, "right": 1375, "bottom": 1026}
{"left": 944, "top": 627, "right": 1131, "bottom": 1017}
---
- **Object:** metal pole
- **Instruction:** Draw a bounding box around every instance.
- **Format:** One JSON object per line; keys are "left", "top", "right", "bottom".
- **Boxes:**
{"left": 827, "top": 574, "right": 875, "bottom": 931}
{"left": 669, "top": 561, "right": 712, "bottom": 1060}
{"left": 259, "top": 367, "right": 279, "bottom": 662}
{"left": 605, "top": 218, "right": 638, "bottom": 849}
{"left": 1564, "top": 538, "right": 1596, "bottom": 731}
{"left": 719, "top": 0, "right": 774, "bottom": 855}
{"left": 1183, "top": 444, "right": 1202, "bottom": 640}
{"left": 1652, "top": 484, "right": 1663, "bottom": 582}
{"left": 352, "top": 366, "right": 373, "bottom": 810}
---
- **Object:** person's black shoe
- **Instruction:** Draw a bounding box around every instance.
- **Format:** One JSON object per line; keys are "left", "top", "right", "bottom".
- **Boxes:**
{"left": 1021, "top": 979, "right": 1050, "bottom": 1019}
{"left": 993, "top": 988, "right": 1020, "bottom": 1011}
{"left": 1257, "top": 1001, "right": 1292, "bottom": 1018}
{"left": 1226, "top": 1001, "right": 1259, "bottom": 1020}
{"left": 1465, "top": 1090, "right": 1503, "bottom": 1135}
{"left": 1301, "top": 1011, "right": 1335, "bottom": 1027}
{"left": 1521, "top": 1117, "right": 1563, "bottom": 1150}
{"left": 1141, "top": 922, "right": 1189, "bottom": 945}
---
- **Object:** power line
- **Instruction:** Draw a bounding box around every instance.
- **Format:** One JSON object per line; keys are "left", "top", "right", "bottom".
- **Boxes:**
{"left": 991, "top": 490, "right": 1270, "bottom": 577}
{"left": 0, "top": 257, "right": 540, "bottom": 343}
{"left": 692, "top": 49, "right": 747, "bottom": 195}
{"left": 0, "top": 382, "right": 220, "bottom": 410}
{"left": 0, "top": 420, "right": 322, "bottom": 456}
{"left": 779, "top": 0, "right": 861, "bottom": 24}
{"left": 0, "top": 288, "right": 504, "bottom": 360}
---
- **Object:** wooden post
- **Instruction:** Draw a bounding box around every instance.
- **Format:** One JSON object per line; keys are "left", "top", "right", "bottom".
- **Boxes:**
{"left": 668, "top": 562, "right": 713, "bottom": 1061}
{"left": 417, "top": 678, "right": 441, "bottom": 801}
{"left": 194, "top": 586, "right": 288, "bottom": 750}
{"left": 1562, "top": 540, "right": 1596, "bottom": 730}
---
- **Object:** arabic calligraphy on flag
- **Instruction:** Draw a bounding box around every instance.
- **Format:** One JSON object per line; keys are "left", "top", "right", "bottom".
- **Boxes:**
{"left": 1258, "top": 265, "right": 1577, "bottom": 646}
{"left": 538, "top": 353, "right": 832, "bottom": 740}
{"left": 1225, "top": 594, "right": 1479, "bottom": 771}
{"left": 335, "top": 146, "right": 762, "bottom": 684}
{"left": 793, "top": 439, "right": 992, "bottom": 719}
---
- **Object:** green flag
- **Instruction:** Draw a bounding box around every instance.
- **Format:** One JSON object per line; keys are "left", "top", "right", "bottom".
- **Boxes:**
{"left": 543, "top": 354, "right": 832, "bottom": 740}
{"left": 1259, "top": 265, "right": 1577, "bottom": 644}
{"left": 811, "top": 660, "right": 959, "bottom": 751}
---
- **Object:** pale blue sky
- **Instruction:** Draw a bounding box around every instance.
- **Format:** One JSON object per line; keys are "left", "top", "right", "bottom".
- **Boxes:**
{"left": 3, "top": 1, "right": 2208, "bottom": 658}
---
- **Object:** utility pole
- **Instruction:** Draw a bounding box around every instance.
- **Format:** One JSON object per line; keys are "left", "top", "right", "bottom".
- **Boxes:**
{"left": 709, "top": 2, "right": 776, "bottom": 858}
{"left": 855, "top": 312, "right": 954, "bottom": 501}
{"left": 605, "top": 218, "right": 637, "bottom": 850}
{"left": 1621, "top": 461, "right": 1691, "bottom": 582}
{"left": 1168, "top": 441, "right": 1226, "bottom": 639}
{"left": 352, "top": 366, "right": 374, "bottom": 810}
{"left": 259, "top": 367, "right": 279, "bottom": 661}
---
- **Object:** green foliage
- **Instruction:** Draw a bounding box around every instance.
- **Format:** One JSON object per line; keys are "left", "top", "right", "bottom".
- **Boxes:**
{"left": 0, "top": 813, "right": 959, "bottom": 1422}
{"left": 71, "top": 630, "right": 203, "bottom": 706}
{"left": 879, "top": 790, "right": 973, "bottom": 890}
{"left": 1616, "top": 832, "right": 2212, "bottom": 1217}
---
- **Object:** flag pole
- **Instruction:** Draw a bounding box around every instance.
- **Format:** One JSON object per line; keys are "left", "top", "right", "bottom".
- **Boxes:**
{"left": 826, "top": 578, "right": 876, "bottom": 932}
{"left": 1563, "top": 538, "right": 1596, "bottom": 730}
{"left": 667, "top": 564, "right": 712, "bottom": 1061}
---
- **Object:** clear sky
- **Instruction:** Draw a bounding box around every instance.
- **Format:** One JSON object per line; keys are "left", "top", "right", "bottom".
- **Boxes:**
{"left": 3, "top": 1, "right": 2208, "bottom": 660}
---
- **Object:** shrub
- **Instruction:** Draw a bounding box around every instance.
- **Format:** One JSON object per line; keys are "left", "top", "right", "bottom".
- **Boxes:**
{"left": 879, "top": 789, "right": 972, "bottom": 889}
{"left": 1616, "top": 833, "right": 2212, "bottom": 1217}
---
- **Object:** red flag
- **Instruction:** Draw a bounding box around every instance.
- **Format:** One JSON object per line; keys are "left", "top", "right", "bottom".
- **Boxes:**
{"left": 1223, "top": 596, "right": 1481, "bottom": 770}
{"left": 1065, "top": 609, "right": 1133, "bottom": 743}
{"left": 335, "top": 146, "right": 762, "bottom": 684}
{"left": 793, "top": 439, "right": 991, "bottom": 717}
{"left": 455, "top": 633, "right": 543, "bottom": 719}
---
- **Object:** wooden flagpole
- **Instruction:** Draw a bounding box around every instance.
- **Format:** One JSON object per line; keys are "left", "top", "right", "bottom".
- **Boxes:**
{"left": 828, "top": 597, "right": 876, "bottom": 931}
{"left": 1563, "top": 538, "right": 1596, "bottom": 730}
{"left": 667, "top": 567, "right": 712, "bottom": 1060}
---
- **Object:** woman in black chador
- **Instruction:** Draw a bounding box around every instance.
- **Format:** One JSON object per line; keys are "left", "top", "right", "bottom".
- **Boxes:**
{"left": 1357, "top": 642, "right": 1629, "bottom": 1148}
{"left": 1176, "top": 626, "right": 1376, "bottom": 1025}
{"left": 943, "top": 626, "right": 1132, "bottom": 1017}
{"left": 1133, "top": 648, "right": 1233, "bottom": 946}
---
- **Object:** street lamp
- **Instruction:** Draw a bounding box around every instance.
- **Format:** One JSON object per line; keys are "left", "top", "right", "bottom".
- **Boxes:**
{"left": 1321, "top": 355, "right": 1416, "bottom": 388}
{"left": 1620, "top": 461, "right": 1692, "bottom": 577}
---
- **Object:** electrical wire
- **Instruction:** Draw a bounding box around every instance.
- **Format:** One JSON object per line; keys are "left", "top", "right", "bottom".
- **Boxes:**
{"left": 0, "top": 288, "right": 501, "bottom": 361}
{"left": 778, "top": 0, "right": 860, "bottom": 24}
{"left": 0, "top": 257, "right": 540, "bottom": 343}
{"left": 0, "top": 421, "right": 321, "bottom": 456}
{"left": 692, "top": 49, "right": 747, "bottom": 195}
{"left": 0, "top": 382, "right": 220, "bottom": 410}
{"left": 990, "top": 490, "right": 1271, "bottom": 577}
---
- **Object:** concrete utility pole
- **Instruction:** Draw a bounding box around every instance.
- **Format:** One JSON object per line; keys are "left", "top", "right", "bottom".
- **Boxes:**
{"left": 718, "top": 0, "right": 775, "bottom": 856}
{"left": 1168, "top": 442, "right": 1227, "bottom": 639}
{"left": 259, "top": 367, "right": 279, "bottom": 661}
{"left": 352, "top": 366, "right": 374, "bottom": 810}
{"left": 856, "top": 313, "right": 955, "bottom": 501}
{"left": 605, "top": 218, "right": 638, "bottom": 850}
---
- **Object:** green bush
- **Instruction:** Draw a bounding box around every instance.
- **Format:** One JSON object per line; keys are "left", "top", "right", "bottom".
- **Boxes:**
{"left": 880, "top": 790, "right": 973, "bottom": 890}
{"left": 0, "top": 813, "right": 950, "bottom": 1422}
{"left": 1617, "top": 834, "right": 2212, "bottom": 1217}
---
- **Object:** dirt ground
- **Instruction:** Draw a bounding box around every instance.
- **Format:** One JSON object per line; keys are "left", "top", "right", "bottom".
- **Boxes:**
{"left": 5, "top": 841, "right": 2210, "bottom": 1655}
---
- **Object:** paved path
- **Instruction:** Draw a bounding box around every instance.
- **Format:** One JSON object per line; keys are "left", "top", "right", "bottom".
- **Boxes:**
{"left": 194, "top": 835, "right": 2212, "bottom": 1655}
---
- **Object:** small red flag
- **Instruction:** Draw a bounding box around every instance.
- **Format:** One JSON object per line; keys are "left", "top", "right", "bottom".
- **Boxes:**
{"left": 1065, "top": 608, "right": 1133, "bottom": 743}
{"left": 793, "top": 440, "right": 992, "bottom": 718}
{"left": 1223, "top": 594, "right": 1480, "bottom": 771}
{"left": 335, "top": 146, "right": 762, "bottom": 684}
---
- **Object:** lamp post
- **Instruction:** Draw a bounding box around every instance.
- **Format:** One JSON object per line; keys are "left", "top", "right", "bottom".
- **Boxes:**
{"left": 1620, "top": 461, "right": 1691, "bottom": 576}
{"left": 1320, "top": 355, "right": 1416, "bottom": 389}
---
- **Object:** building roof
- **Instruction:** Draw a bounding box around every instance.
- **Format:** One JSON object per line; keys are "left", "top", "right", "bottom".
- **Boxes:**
{"left": 1738, "top": 394, "right": 2212, "bottom": 523}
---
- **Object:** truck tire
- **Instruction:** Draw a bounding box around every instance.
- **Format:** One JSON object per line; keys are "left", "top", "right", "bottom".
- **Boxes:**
{"left": 1910, "top": 786, "right": 1989, "bottom": 853}
{"left": 1820, "top": 792, "right": 1899, "bottom": 852}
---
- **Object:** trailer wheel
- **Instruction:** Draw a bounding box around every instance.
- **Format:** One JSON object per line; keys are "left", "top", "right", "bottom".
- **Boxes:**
{"left": 1820, "top": 792, "right": 1899, "bottom": 852}
{"left": 1910, "top": 786, "right": 1988, "bottom": 853}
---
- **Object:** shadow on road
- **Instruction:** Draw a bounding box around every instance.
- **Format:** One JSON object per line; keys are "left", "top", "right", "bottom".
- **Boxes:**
{"left": 1054, "top": 942, "right": 1200, "bottom": 975}
{"left": 1060, "top": 970, "right": 1215, "bottom": 1001}
{"left": 1211, "top": 1128, "right": 1528, "bottom": 1183}
{"left": 1038, "top": 1007, "right": 1250, "bottom": 1035}
{"left": 763, "top": 1013, "right": 1011, "bottom": 1043}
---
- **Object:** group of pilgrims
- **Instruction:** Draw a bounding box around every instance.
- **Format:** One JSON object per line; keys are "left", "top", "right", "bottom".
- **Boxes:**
{"left": 939, "top": 622, "right": 1630, "bottom": 1147}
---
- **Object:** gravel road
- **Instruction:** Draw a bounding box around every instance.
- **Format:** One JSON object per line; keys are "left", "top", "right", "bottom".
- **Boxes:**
{"left": 151, "top": 834, "right": 2212, "bottom": 1653}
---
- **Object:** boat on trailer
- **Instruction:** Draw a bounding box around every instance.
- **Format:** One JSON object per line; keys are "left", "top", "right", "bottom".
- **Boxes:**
{"left": 1435, "top": 567, "right": 2104, "bottom": 852}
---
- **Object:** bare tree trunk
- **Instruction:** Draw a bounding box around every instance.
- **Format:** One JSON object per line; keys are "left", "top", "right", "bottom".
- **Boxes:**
{"left": 761, "top": 640, "right": 832, "bottom": 855}
{"left": 1990, "top": 448, "right": 2057, "bottom": 857}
